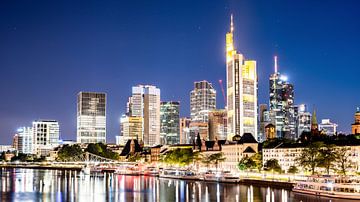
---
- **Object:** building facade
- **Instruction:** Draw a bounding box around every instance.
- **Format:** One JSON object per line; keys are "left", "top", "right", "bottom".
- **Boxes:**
{"left": 119, "top": 115, "right": 143, "bottom": 145}
{"left": 127, "top": 85, "right": 161, "bottom": 146}
{"left": 190, "top": 81, "right": 216, "bottom": 123}
{"left": 77, "top": 92, "right": 106, "bottom": 143}
{"left": 319, "top": 119, "right": 338, "bottom": 136}
{"left": 16, "top": 127, "right": 34, "bottom": 154}
{"left": 352, "top": 107, "right": 360, "bottom": 134}
{"left": 208, "top": 109, "right": 227, "bottom": 140}
{"left": 296, "top": 104, "right": 311, "bottom": 138}
{"left": 179, "top": 117, "right": 191, "bottom": 144}
{"left": 226, "top": 15, "right": 257, "bottom": 140}
{"left": 33, "top": 120, "right": 60, "bottom": 152}
{"left": 160, "top": 101, "right": 180, "bottom": 145}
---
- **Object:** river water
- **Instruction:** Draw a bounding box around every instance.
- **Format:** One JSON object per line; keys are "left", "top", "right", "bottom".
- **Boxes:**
{"left": 0, "top": 168, "right": 356, "bottom": 202}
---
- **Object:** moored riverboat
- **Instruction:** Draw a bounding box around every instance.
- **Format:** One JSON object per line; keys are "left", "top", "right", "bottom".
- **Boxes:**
{"left": 293, "top": 175, "right": 360, "bottom": 199}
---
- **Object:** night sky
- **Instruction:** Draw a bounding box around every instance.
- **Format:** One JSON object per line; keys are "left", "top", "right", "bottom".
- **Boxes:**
{"left": 1, "top": 0, "right": 359, "bottom": 144}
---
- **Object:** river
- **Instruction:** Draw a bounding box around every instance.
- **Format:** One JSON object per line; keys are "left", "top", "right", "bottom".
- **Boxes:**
{"left": 0, "top": 168, "right": 356, "bottom": 202}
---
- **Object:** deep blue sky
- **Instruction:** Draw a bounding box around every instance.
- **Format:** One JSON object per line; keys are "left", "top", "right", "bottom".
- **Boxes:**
{"left": 1, "top": 0, "right": 359, "bottom": 144}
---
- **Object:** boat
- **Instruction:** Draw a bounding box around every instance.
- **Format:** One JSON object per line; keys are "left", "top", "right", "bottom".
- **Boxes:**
{"left": 293, "top": 175, "right": 360, "bottom": 200}
{"left": 159, "top": 169, "right": 199, "bottom": 180}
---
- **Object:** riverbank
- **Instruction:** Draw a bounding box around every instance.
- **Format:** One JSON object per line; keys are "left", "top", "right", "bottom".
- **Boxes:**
{"left": 0, "top": 164, "right": 82, "bottom": 171}
{"left": 1, "top": 165, "right": 294, "bottom": 189}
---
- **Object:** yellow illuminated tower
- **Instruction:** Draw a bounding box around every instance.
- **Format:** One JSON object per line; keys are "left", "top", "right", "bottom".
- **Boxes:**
{"left": 226, "top": 14, "right": 258, "bottom": 140}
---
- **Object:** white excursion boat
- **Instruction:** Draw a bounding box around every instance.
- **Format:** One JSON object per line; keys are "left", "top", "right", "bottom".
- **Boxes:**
{"left": 293, "top": 175, "right": 360, "bottom": 200}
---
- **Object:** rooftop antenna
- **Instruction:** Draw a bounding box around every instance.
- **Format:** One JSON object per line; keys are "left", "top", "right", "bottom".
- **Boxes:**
{"left": 274, "top": 55, "right": 278, "bottom": 73}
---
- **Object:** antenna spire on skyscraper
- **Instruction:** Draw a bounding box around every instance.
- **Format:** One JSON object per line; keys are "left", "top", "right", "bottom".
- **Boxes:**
{"left": 274, "top": 55, "right": 278, "bottom": 73}
{"left": 230, "top": 14, "right": 234, "bottom": 33}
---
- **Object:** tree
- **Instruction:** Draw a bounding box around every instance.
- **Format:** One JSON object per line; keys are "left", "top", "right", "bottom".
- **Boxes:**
{"left": 201, "top": 154, "right": 212, "bottom": 169}
{"left": 85, "top": 143, "right": 119, "bottom": 160}
{"left": 58, "top": 144, "right": 83, "bottom": 161}
{"left": 127, "top": 153, "right": 142, "bottom": 162}
{"left": 196, "top": 133, "right": 202, "bottom": 151}
{"left": 287, "top": 166, "right": 299, "bottom": 174}
{"left": 318, "top": 144, "right": 336, "bottom": 174}
{"left": 335, "top": 147, "right": 352, "bottom": 176}
{"left": 296, "top": 141, "right": 323, "bottom": 174}
{"left": 162, "top": 148, "right": 197, "bottom": 167}
{"left": 264, "top": 159, "right": 282, "bottom": 173}
{"left": 209, "top": 152, "right": 226, "bottom": 171}
{"left": 251, "top": 153, "right": 263, "bottom": 172}
{"left": 238, "top": 156, "right": 256, "bottom": 171}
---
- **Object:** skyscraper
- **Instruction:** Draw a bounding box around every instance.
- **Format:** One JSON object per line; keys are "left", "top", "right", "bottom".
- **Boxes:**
{"left": 179, "top": 117, "right": 191, "bottom": 144}
{"left": 190, "top": 80, "right": 216, "bottom": 122}
{"left": 77, "top": 92, "right": 106, "bottom": 143}
{"left": 296, "top": 104, "right": 311, "bottom": 137}
{"left": 269, "top": 56, "right": 295, "bottom": 139}
{"left": 160, "top": 101, "right": 180, "bottom": 145}
{"left": 15, "top": 127, "right": 33, "bottom": 154}
{"left": 226, "top": 15, "right": 258, "bottom": 139}
{"left": 208, "top": 109, "right": 227, "bottom": 140}
{"left": 33, "top": 120, "right": 60, "bottom": 149}
{"left": 119, "top": 115, "right": 143, "bottom": 145}
{"left": 127, "top": 85, "right": 161, "bottom": 146}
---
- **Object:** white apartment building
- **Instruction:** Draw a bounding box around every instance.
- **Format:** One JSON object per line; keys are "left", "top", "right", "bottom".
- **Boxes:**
{"left": 77, "top": 92, "right": 106, "bottom": 143}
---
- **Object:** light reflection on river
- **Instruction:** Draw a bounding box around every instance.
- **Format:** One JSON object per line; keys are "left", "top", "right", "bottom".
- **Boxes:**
{"left": 0, "top": 168, "right": 357, "bottom": 202}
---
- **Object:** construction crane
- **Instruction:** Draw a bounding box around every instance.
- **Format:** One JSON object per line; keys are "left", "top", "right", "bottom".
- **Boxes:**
{"left": 218, "top": 79, "right": 226, "bottom": 107}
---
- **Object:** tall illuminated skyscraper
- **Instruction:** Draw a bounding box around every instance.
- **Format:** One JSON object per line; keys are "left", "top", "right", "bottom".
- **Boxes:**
{"left": 269, "top": 56, "right": 295, "bottom": 139}
{"left": 160, "top": 101, "right": 180, "bottom": 145}
{"left": 77, "top": 92, "right": 106, "bottom": 143}
{"left": 226, "top": 15, "right": 258, "bottom": 139}
{"left": 190, "top": 80, "right": 216, "bottom": 122}
{"left": 127, "top": 85, "right": 161, "bottom": 146}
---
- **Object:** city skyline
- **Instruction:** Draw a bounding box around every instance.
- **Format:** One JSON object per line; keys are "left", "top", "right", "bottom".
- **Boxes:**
{"left": 1, "top": 0, "right": 360, "bottom": 143}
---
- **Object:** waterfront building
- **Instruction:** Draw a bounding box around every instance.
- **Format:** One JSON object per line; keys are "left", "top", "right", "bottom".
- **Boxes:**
{"left": 127, "top": 85, "right": 161, "bottom": 146}
{"left": 226, "top": 15, "right": 257, "bottom": 140}
{"left": 319, "top": 119, "right": 338, "bottom": 136}
{"left": 33, "top": 120, "right": 59, "bottom": 152}
{"left": 16, "top": 127, "right": 34, "bottom": 154}
{"left": 119, "top": 115, "right": 143, "bottom": 145}
{"left": 0, "top": 145, "right": 15, "bottom": 152}
{"left": 208, "top": 109, "right": 227, "bottom": 140}
{"left": 160, "top": 101, "right": 180, "bottom": 145}
{"left": 263, "top": 145, "right": 360, "bottom": 173}
{"left": 77, "top": 92, "right": 106, "bottom": 144}
{"left": 352, "top": 107, "right": 360, "bottom": 134}
{"left": 190, "top": 81, "right": 216, "bottom": 123}
{"left": 268, "top": 56, "right": 296, "bottom": 139}
{"left": 179, "top": 117, "right": 191, "bottom": 144}
{"left": 221, "top": 133, "right": 258, "bottom": 172}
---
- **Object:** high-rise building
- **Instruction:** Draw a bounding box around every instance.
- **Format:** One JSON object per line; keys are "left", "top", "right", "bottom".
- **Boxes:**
{"left": 15, "top": 127, "right": 34, "bottom": 154}
{"left": 77, "top": 92, "right": 106, "bottom": 144}
{"left": 208, "top": 109, "right": 227, "bottom": 140}
{"left": 258, "top": 104, "right": 270, "bottom": 142}
{"left": 269, "top": 56, "right": 295, "bottom": 139}
{"left": 179, "top": 117, "right": 191, "bottom": 144}
{"left": 319, "top": 119, "right": 338, "bottom": 136}
{"left": 127, "top": 85, "right": 161, "bottom": 146}
{"left": 190, "top": 81, "right": 216, "bottom": 122}
{"left": 226, "top": 15, "right": 258, "bottom": 139}
{"left": 296, "top": 104, "right": 311, "bottom": 138}
{"left": 119, "top": 115, "right": 143, "bottom": 145}
{"left": 352, "top": 107, "right": 360, "bottom": 134}
{"left": 33, "top": 120, "right": 59, "bottom": 149}
{"left": 160, "top": 101, "right": 180, "bottom": 145}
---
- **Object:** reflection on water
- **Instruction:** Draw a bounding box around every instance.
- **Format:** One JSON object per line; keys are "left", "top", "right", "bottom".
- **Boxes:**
{"left": 0, "top": 168, "right": 356, "bottom": 202}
